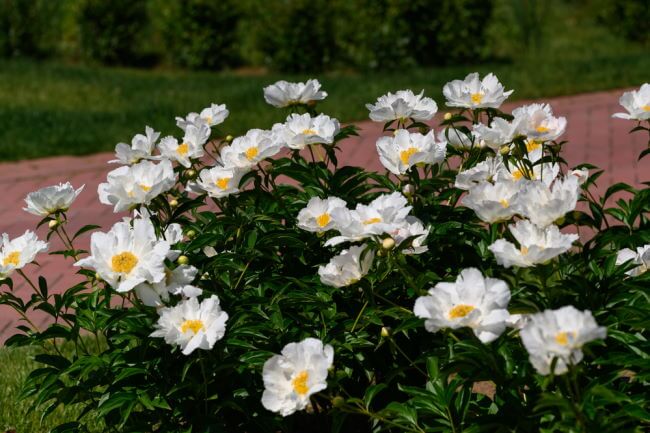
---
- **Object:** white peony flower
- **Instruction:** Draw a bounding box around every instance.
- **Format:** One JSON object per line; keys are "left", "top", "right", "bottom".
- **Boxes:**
{"left": 272, "top": 113, "right": 340, "bottom": 150}
{"left": 220, "top": 129, "right": 283, "bottom": 169}
{"left": 318, "top": 245, "right": 374, "bottom": 288}
{"left": 520, "top": 306, "right": 606, "bottom": 375}
{"left": 517, "top": 177, "right": 580, "bottom": 227}
{"left": 135, "top": 264, "right": 199, "bottom": 307}
{"left": 461, "top": 180, "right": 522, "bottom": 223}
{"left": 98, "top": 160, "right": 176, "bottom": 213}
{"left": 454, "top": 155, "right": 505, "bottom": 190}
{"left": 388, "top": 216, "right": 430, "bottom": 255}
{"left": 263, "top": 79, "right": 328, "bottom": 108}
{"left": 413, "top": 268, "right": 511, "bottom": 343}
{"left": 74, "top": 218, "right": 171, "bottom": 293}
{"left": 0, "top": 231, "right": 48, "bottom": 278}
{"left": 512, "top": 103, "right": 567, "bottom": 142}
{"left": 496, "top": 161, "right": 560, "bottom": 187}
{"left": 612, "top": 83, "right": 650, "bottom": 121}
{"left": 150, "top": 295, "right": 228, "bottom": 355}
{"left": 615, "top": 244, "right": 650, "bottom": 276}
{"left": 297, "top": 196, "right": 348, "bottom": 233}
{"left": 176, "top": 103, "right": 229, "bottom": 131}
{"left": 442, "top": 73, "right": 513, "bottom": 109}
{"left": 192, "top": 165, "right": 247, "bottom": 199}
{"left": 23, "top": 182, "right": 85, "bottom": 216}
{"left": 437, "top": 127, "right": 480, "bottom": 149}
{"left": 158, "top": 123, "right": 210, "bottom": 168}
{"left": 568, "top": 168, "right": 589, "bottom": 185}
{"left": 325, "top": 192, "right": 412, "bottom": 246}
{"left": 366, "top": 90, "right": 438, "bottom": 123}
{"left": 473, "top": 117, "right": 520, "bottom": 150}
{"left": 376, "top": 129, "right": 446, "bottom": 175}
{"left": 110, "top": 126, "right": 160, "bottom": 165}
{"left": 488, "top": 220, "right": 578, "bottom": 268}
{"left": 261, "top": 338, "right": 334, "bottom": 416}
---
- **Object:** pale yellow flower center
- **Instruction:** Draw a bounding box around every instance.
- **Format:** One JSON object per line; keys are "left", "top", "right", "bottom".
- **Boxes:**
{"left": 400, "top": 147, "right": 418, "bottom": 165}
{"left": 511, "top": 169, "right": 525, "bottom": 181}
{"left": 111, "top": 252, "right": 138, "bottom": 274}
{"left": 302, "top": 129, "right": 317, "bottom": 136}
{"left": 292, "top": 370, "right": 310, "bottom": 395}
{"left": 526, "top": 140, "right": 541, "bottom": 153}
{"left": 363, "top": 217, "right": 382, "bottom": 225}
{"left": 205, "top": 115, "right": 213, "bottom": 124}
{"left": 180, "top": 319, "right": 205, "bottom": 335}
{"left": 245, "top": 147, "right": 259, "bottom": 161}
{"left": 641, "top": 105, "right": 650, "bottom": 112}
{"left": 555, "top": 331, "right": 576, "bottom": 346}
{"left": 449, "top": 304, "right": 475, "bottom": 319}
{"left": 316, "top": 213, "right": 331, "bottom": 227}
{"left": 520, "top": 246, "right": 529, "bottom": 255}
{"left": 535, "top": 125, "right": 550, "bottom": 133}
{"left": 470, "top": 93, "right": 483, "bottom": 105}
{"left": 215, "top": 178, "right": 230, "bottom": 190}
{"left": 499, "top": 199, "right": 509, "bottom": 208}
{"left": 2, "top": 251, "right": 20, "bottom": 267}
{"left": 177, "top": 143, "right": 189, "bottom": 156}
{"left": 140, "top": 184, "right": 152, "bottom": 192}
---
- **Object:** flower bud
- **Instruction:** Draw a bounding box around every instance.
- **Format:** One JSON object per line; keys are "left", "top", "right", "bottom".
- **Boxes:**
{"left": 186, "top": 229, "right": 197, "bottom": 239}
{"left": 177, "top": 255, "right": 190, "bottom": 265}
{"left": 499, "top": 145, "right": 510, "bottom": 155}
{"left": 201, "top": 272, "right": 210, "bottom": 280}
{"left": 48, "top": 219, "right": 59, "bottom": 229}
{"left": 402, "top": 184, "right": 415, "bottom": 197}
{"left": 444, "top": 112, "right": 452, "bottom": 121}
{"left": 225, "top": 135, "right": 234, "bottom": 143}
{"left": 169, "top": 199, "right": 179, "bottom": 208}
{"left": 185, "top": 169, "right": 197, "bottom": 179}
{"left": 380, "top": 326, "right": 391, "bottom": 338}
{"left": 382, "top": 238, "right": 395, "bottom": 250}
{"left": 332, "top": 396, "right": 345, "bottom": 408}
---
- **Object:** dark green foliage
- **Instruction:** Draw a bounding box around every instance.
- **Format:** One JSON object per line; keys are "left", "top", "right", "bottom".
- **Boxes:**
{"left": 594, "top": 0, "right": 650, "bottom": 44}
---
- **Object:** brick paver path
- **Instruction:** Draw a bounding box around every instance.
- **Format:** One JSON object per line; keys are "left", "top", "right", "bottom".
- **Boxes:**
{"left": 1, "top": 88, "right": 648, "bottom": 344}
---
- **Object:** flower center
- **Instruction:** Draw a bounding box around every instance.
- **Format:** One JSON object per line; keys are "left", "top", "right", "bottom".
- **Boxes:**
{"left": 511, "top": 169, "right": 525, "bottom": 181}
{"left": 2, "top": 251, "right": 20, "bottom": 267}
{"left": 180, "top": 319, "right": 205, "bottom": 335}
{"left": 535, "top": 125, "right": 550, "bottom": 133}
{"left": 302, "top": 129, "right": 317, "bottom": 136}
{"left": 470, "top": 93, "right": 483, "bottom": 105}
{"left": 316, "top": 213, "right": 331, "bottom": 227}
{"left": 215, "top": 178, "right": 230, "bottom": 190}
{"left": 111, "top": 252, "right": 138, "bottom": 274}
{"left": 555, "top": 331, "right": 576, "bottom": 346}
{"left": 363, "top": 217, "right": 382, "bottom": 225}
{"left": 177, "top": 143, "right": 189, "bottom": 156}
{"left": 140, "top": 184, "right": 152, "bottom": 192}
{"left": 499, "top": 199, "right": 509, "bottom": 208}
{"left": 449, "top": 304, "right": 475, "bottom": 319}
{"left": 245, "top": 147, "right": 259, "bottom": 161}
{"left": 399, "top": 147, "right": 418, "bottom": 165}
{"left": 641, "top": 105, "right": 650, "bottom": 112}
{"left": 292, "top": 370, "right": 310, "bottom": 395}
{"left": 526, "top": 140, "right": 541, "bottom": 153}
{"left": 520, "top": 246, "right": 529, "bottom": 255}
{"left": 205, "top": 115, "right": 213, "bottom": 124}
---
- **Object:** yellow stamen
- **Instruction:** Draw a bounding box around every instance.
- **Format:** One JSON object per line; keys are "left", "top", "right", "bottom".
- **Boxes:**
{"left": 316, "top": 213, "right": 331, "bottom": 227}
{"left": 511, "top": 169, "right": 524, "bottom": 181}
{"left": 140, "top": 184, "right": 152, "bottom": 192}
{"left": 292, "top": 370, "right": 310, "bottom": 395}
{"left": 555, "top": 331, "right": 575, "bottom": 346}
{"left": 470, "top": 93, "right": 483, "bottom": 105}
{"left": 520, "top": 246, "right": 529, "bottom": 255}
{"left": 302, "top": 129, "right": 317, "bottom": 136}
{"left": 2, "top": 251, "right": 20, "bottom": 267}
{"left": 535, "top": 125, "right": 550, "bottom": 133}
{"left": 641, "top": 105, "right": 650, "bottom": 112}
{"left": 449, "top": 304, "right": 475, "bottom": 319}
{"left": 399, "top": 147, "right": 418, "bottom": 165}
{"left": 245, "top": 147, "right": 259, "bottom": 161}
{"left": 363, "top": 217, "right": 382, "bottom": 225}
{"left": 177, "top": 143, "right": 189, "bottom": 156}
{"left": 215, "top": 178, "right": 230, "bottom": 190}
{"left": 499, "top": 199, "right": 509, "bottom": 208}
{"left": 526, "top": 140, "right": 541, "bottom": 153}
{"left": 111, "top": 252, "right": 138, "bottom": 274}
{"left": 205, "top": 115, "right": 213, "bottom": 124}
{"left": 180, "top": 319, "right": 205, "bottom": 335}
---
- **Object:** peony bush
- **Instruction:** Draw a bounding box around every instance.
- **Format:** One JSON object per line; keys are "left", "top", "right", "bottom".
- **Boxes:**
{"left": 1, "top": 76, "right": 649, "bottom": 433}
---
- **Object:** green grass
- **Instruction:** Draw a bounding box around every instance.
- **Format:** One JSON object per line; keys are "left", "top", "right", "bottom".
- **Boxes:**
{"left": 0, "top": 2, "right": 648, "bottom": 161}
{"left": 0, "top": 345, "right": 102, "bottom": 433}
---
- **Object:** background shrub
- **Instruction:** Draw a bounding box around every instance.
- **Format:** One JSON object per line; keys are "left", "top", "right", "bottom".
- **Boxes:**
{"left": 78, "top": 0, "right": 149, "bottom": 65}
{"left": 594, "top": 0, "right": 650, "bottom": 44}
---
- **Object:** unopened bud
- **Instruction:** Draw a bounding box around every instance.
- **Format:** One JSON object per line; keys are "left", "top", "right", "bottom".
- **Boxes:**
{"left": 186, "top": 229, "right": 197, "bottom": 239}
{"left": 382, "top": 238, "right": 395, "bottom": 250}
{"left": 225, "top": 135, "right": 234, "bottom": 143}
{"left": 185, "top": 169, "right": 197, "bottom": 179}
{"left": 444, "top": 112, "right": 452, "bottom": 121}
{"left": 499, "top": 145, "right": 510, "bottom": 155}
{"left": 402, "top": 184, "right": 415, "bottom": 197}
{"left": 201, "top": 272, "right": 210, "bottom": 280}
{"left": 332, "top": 396, "right": 345, "bottom": 408}
{"left": 169, "top": 199, "right": 179, "bottom": 208}
{"left": 554, "top": 216, "right": 566, "bottom": 226}
{"left": 48, "top": 220, "right": 59, "bottom": 229}
{"left": 380, "top": 326, "right": 391, "bottom": 338}
{"left": 177, "top": 255, "right": 190, "bottom": 265}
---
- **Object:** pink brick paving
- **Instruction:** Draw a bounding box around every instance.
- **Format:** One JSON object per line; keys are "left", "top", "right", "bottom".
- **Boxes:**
{"left": 1, "top": 88, "right": 648, "bottom": 345}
